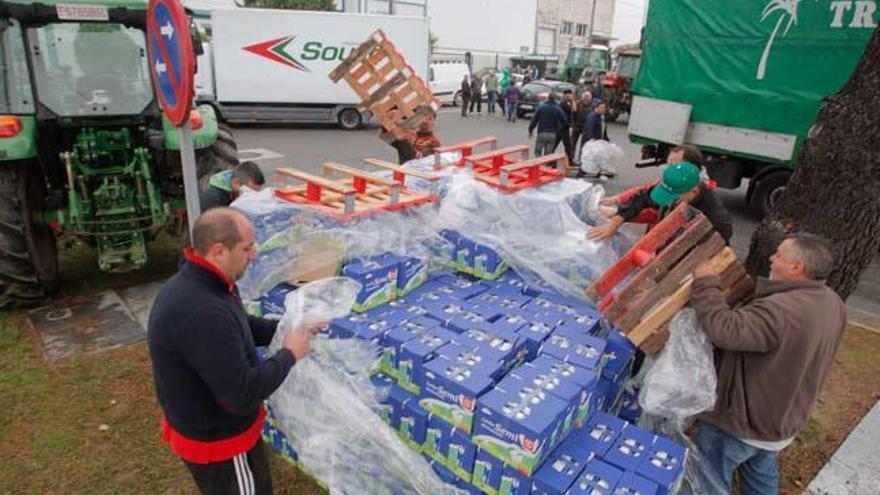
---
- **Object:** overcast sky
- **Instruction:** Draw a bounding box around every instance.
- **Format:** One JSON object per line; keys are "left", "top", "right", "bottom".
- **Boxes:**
{"left": 611, "top": 0, "right": 648, "bottom": 46}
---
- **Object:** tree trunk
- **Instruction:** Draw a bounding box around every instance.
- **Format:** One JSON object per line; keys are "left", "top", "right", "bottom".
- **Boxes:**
{"left": 745, "top": 27, "right": 880, "bottom": 300}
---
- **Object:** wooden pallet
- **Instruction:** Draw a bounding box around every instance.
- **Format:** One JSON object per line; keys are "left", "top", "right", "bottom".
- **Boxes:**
{"left": 274, "top": 163, "right": 438, "bottom": 221}
{"left": 433, "top": 136, "right": 499, "bottom": 168}
{"left": 470, "top": 152, "right": 567, "bottom": 193}
{"left": 586, "top": 203, "right": 754, "bottom": 350}
{"left": 329, "top": 29, "right": 441, "bottom": 142}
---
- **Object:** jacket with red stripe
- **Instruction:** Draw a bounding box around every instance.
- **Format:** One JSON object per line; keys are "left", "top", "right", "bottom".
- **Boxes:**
{"left": 148, "top": 249, "right": 295, "bottom": 463}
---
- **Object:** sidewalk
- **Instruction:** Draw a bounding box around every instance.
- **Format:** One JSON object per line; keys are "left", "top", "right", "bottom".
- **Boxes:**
{"left": 807, "top": 400, "right": 880, "bottom": 494}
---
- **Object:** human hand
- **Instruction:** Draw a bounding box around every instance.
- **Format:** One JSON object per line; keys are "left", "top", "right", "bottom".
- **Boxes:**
{"left": 282, "top": 322, "right": 327, "bottom": 360}
{"left": 599, "top": 196, "right": 618, "bottom": 206}
{"left": 693, "top": 260, "right": 716, "bottom": 279}
{"left": 587, "top": 222, "right": 620, "bottom": 241}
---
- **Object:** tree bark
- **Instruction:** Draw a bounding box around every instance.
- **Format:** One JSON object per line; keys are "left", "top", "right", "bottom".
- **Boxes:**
{"left": 745, "top": 27, "right": 880, "bottom": 300}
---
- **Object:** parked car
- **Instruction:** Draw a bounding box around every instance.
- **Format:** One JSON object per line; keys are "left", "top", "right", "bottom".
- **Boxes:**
{"left": 517, "top": 80, "right": 578, "bottom": 116}
{"left": 429, "top": 61, "right": 471, "bottom": 106}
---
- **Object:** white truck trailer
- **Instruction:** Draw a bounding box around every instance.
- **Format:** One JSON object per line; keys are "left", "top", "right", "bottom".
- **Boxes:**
{"left": 195, "top": 8, "right": 430, "bottom": 129}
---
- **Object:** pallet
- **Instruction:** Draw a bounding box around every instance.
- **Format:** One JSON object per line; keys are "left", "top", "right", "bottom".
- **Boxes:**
{"left": 274, "top": 163, "right": 438, "bottom": 221}
{"left": 472, "top": 152, "right": 567, "bottom": 193}
{"left": 433, "top": 136, "right": 499, "bottom": 168}
{"left": 586, "top": 203, "right": 754, "bottom": 349}
{"left": 362, "top": 158, "right": 441, "bottom": 187}
{"left": 329, "top": 29, "right": 441, "bottom": 142}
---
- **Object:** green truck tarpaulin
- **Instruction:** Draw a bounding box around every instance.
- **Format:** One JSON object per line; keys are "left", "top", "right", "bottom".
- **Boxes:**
{"left": 631, "top": 0, "right": 875, "bottom": 160}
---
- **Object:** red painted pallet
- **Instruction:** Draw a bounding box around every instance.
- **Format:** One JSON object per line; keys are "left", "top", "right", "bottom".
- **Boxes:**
{"left": 472, "top": 152, "right": 567, "bottom": 193}
{"left": 274, "top": 163, "right": 438, "bottom": 221}
{"left": 433, "top": 136, "right": 499, "bottom": 168}
{"left": 329, "top": 29, "right": 441, "bottom": 142}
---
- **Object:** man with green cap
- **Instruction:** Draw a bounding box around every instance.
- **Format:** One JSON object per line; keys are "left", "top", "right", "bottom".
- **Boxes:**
{"left": 587, "top": 161, "right": 733, "bottom": 242}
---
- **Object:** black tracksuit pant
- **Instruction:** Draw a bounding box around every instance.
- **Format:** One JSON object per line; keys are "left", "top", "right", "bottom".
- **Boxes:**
{"left": 184, "top": 442, "right": 272, "bottom": 495}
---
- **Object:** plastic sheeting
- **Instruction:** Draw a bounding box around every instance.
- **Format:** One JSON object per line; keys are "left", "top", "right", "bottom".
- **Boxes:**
{"left": 267, "top": 278, "right": 460, "bottom": 495}
{"left": 636, "top": 308, "right": 726, "bottom": 494}
{"left": 435, "top": 172, "right": 625, "bottom": 299}
{"left": 579, "top": 140, "right": 626, "bottom": 177}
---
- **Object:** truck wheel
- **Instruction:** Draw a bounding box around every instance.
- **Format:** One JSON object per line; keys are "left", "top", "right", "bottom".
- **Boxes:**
{"left": 749, "top": 170, "right": 791, "bottom": 218}
{"left": 337, "top": 108, "right": 363, "bottom": 130}
{"left": 453, "top": 91, "right": 462, "bottom": 107}
{"left": 196, "top": 123, "right": 239, "bottom": 187}
{"left": 0, "top": 162, "right": 59, "bottom": 308}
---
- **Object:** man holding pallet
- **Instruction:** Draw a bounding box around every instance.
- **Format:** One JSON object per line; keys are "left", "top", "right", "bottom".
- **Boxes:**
{"left": 690, "top": 233, "right": 846, "bottom": 494}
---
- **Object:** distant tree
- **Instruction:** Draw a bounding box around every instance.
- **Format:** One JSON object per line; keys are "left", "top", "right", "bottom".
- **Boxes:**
{"left": 241, "top": 0, "right": 335, "bottom": 10}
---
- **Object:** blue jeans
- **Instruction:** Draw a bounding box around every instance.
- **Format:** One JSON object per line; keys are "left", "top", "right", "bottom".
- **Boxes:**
{"left": 696, "top": 422, "right": 780, "bottom": 495}
{"left": 506, "top": 101, "right": 518, "bottom": 122}
{"left": 487, "top": 91, "right": 497, "bottom": 113}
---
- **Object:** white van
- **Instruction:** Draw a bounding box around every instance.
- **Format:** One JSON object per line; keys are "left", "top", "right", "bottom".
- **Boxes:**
{"left": 429, "top": 61, "right": 470, "bottom": 106}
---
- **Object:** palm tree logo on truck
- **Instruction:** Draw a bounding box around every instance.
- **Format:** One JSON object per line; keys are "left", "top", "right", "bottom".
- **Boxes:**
{"left": 756, "top": 0, "right": 809, "bottom": 80}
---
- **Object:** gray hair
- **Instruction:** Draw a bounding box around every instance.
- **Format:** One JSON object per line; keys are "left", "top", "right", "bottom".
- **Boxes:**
{"left": 787, "top": 233, "right": 835, "bottom": 280}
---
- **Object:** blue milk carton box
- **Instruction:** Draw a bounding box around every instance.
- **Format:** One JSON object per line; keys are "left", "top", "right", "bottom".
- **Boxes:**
{"left": 602, "top": 331, "right": 637, "bottom": 383}
{"left": 259, "top": 282, "right": 298, "bottom": 318}
{"left": 387, "top": 385, "right": 412, "bottom": 431}
{"left": 567, "top": 456, "right": 624, "bottom": 495}
{"left": 446, "top": 427, "right": 477, "bottom": 482}
{"left": 582, "top": 412, "right": 629, "bottom": 457}
{"left": 557, "top": 311, "right": 602, "bottom": 337}
{"left": 429, "top": 459, "right": 460, "bottom": 487}
{"left": 473, "top": 242, "right": 508, "bottom": 279}
{"left": 532, "top": 443, "right": 589, "bottom": 495}
{"left": 454, "top": 237, "right": 477, "bottom": 273}
{"left": 473, "top": 291, "right": 533, "bottom": 310}
{"left": 418, "top": 351, "right": 498, "bottom": 434}
{"left": 397, "top": 326, "right": 457, "bottom": 394}
{"left": 541, "top": 330, "right": 608, "bottom": 373}
{"left": 636, "top": 436, "right": 687, "bottom": 495}
{"left": 453, "top": 327, "right": 525, "bottom": 376}
{"left": 369, "top": 372, "right": 396, "bottom": 424}
{"left": 604, "top": 426, "right": 656, "bottom": 474}
{"left": 472, "top": 448, "right": 504, "bottom": 495}
{"left": 329, "top": 312, "right": 369, "bottom": 339}
{"left": 424, "top": 413, "right": 453, "bottom": 465}
{"left": 498, "top": 464, "right": 532, "bottom": 495}
{"left": 616, "top": 390, "right": 642, "bottom": 424}
{"left": 386, "top": 254, "right": 427, "bottom": 297}
{"left": 342, "top": 256, "right": 399, "bottom": 312}
{"left": 381, "top": 316, "right": 440, "bottom": 379}
{"left": 511, "top": 316, "right": 555, "bottom": 362}
{"left": 532, "top": 354, "right": 599, "bottom": 428}
{"left": 594, "top": 377, "right": 623, "bottom": 414}
{"left": 613, "top": 471, "right": 660, "bottom": 495}
{"left": 398, "top": 394, "right": 429, "bottom": 452}
{"left": 472, "top": 375, "right": 571, "bottom": 476}
{"left": 443, "top": 307, "right": 500, "bottom": 334}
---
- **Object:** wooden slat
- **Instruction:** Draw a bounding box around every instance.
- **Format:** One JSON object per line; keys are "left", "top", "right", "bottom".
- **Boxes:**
{"left": 329, "top": 36, "right": 380, "bottom": 82}
{"left": 501, "top": 153, "right": 566, "bottom": 172}
{"left": 614, "top": 233, "right": 725, "bottom": 331}
{"left": 276, "top": 168, "right": 356, "bottom": 194}
{"left": 322, "top": 162, "right": 398, "bottom": 186}
{"left": 465, "top": 145, "right": 530, "bottom": 164}
{"left": 362, "top": 158, "right": 439, "bottom": 181}
{"left": 434, "top": 136, "right": 498, "bottom": 155}
{"left": 626, "top": 247, "right": 738, "bottom": 345}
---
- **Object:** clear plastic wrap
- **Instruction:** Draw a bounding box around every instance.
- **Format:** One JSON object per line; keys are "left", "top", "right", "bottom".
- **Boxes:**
{"left": 636, "top": 308, "right": 727, "bottom": 494}
{"left": 435, "top": 172, "right": 626, "bottom": 298}
{"left": 579, "top": 140, "right": 626, "bottom": 176}
{"left": 267, "top": 278, "right": 460, "bottom": 495}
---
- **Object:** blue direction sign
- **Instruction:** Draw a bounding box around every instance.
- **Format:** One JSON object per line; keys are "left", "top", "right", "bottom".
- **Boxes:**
{"left": 147, "top": 0, "right": 194, "bottom": 126}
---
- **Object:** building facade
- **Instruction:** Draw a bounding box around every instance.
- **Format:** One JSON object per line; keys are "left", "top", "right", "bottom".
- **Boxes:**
{"left": 536, "top": 0, "right": 615, "bottom": 57}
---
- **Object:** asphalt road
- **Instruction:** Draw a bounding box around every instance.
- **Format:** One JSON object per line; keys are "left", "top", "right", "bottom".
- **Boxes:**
{"left": 230, "top": 107, "right": 878, "bottom": 313}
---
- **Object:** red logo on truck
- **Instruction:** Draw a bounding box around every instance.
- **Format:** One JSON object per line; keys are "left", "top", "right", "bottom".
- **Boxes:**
{"left": 243, "top": 35, "right": 308, "bottom": 72}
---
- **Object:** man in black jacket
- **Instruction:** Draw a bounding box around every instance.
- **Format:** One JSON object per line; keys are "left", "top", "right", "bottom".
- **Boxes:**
{"left": 528, "top": 93, "right": 568, "bottom": 158}
{"left": 201, "top": 161, "right": 266, "bottom": 212}
{"left": 149, "top": 207, "right": 319, "bottom": 495}
{"left": 553, "top": 89, "right": 576, "bottom": 164}
{"left": 460, "top": 75, "right": 471, "bottom": 117}
{"left": 469, "top": 75, "right": 483, "bottom": 114}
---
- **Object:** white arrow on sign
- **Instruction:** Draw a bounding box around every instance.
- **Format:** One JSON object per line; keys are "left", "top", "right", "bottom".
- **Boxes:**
{"left": 155, "top": 60, "right": 166, "bottom": 75}
{"left": 161, "top": 21, "right": 175, "bottom": 39}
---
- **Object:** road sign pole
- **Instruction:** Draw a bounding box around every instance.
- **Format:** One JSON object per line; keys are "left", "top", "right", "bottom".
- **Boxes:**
{"left": 178, "top": 122, "right": 201, "bottom": 236}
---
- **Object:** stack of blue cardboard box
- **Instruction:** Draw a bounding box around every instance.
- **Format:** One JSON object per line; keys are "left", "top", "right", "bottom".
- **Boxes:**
{"left": 258, "top": 235, "right": 687, "bottom": 495}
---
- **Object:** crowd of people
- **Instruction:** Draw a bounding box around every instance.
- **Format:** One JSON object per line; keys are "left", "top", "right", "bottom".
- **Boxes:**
{"left": 150, "top": 65, "right": 847, "bottom": 495}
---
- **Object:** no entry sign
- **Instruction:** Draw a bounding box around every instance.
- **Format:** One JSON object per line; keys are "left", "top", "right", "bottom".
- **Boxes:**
{"left": 147, "top": 0, "right": 194, "bottom": 126}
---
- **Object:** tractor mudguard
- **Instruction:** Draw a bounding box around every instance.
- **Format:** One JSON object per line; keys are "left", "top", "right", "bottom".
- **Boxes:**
{"left": 0, "top": 115, "right": 38, "bottom": 161}
{"left": 162, "top": 104, "right": 219, "bottom": 151}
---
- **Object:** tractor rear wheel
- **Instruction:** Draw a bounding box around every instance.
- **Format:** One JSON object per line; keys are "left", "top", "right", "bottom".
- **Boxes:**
{"left": 0, "top": 161, "right": 59, "bottom": 308}
{"left": 196, "top": 122, "right": 239, "bottom": 188}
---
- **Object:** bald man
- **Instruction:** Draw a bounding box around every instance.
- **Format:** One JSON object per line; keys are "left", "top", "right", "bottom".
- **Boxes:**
{"left": 148, "top": 208, "right": 320, "bottom": 495}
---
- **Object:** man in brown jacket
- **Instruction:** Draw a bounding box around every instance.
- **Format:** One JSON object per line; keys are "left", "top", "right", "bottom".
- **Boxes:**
{"left": 690, "top": 233, "right": 846, "bottom": 494}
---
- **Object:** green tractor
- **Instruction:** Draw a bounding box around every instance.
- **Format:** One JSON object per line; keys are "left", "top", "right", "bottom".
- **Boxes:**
{"left": 558, "top": 44, "right": 609, "bottom": 85}
{"left": 0, "top": 0, "right": 238, "bottom": 307}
